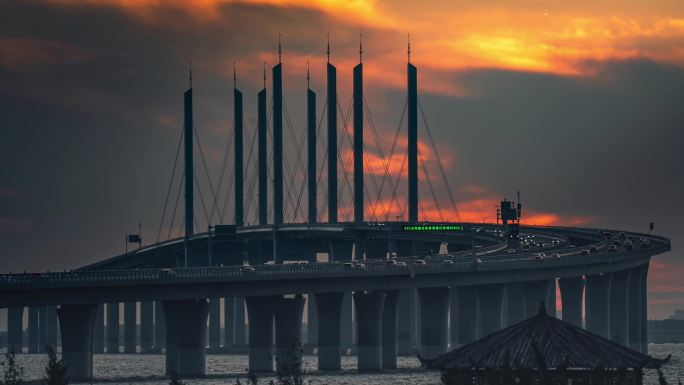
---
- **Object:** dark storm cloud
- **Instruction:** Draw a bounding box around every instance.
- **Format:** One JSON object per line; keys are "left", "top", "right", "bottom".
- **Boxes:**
{"left": 0, "top": 0, "right": 681, "bottom": 318}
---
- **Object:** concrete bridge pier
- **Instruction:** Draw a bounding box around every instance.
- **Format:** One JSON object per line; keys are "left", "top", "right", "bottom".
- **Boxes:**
{"left": 208, "top": 298, "right": 221, "bottom": 352}
{"left": 234, "top": 297, "right": 247, "bottom": 347}
{"left": 124, "top": 302, "right": 136, "bottom": 353}
{"left": 354, "top": 291, "right": 386, "bottom": 371}
{"left": 140, "top": 301, "right": 154, "bottom": 352}
{"left": 245, "top": 296, "right": 275, "bottom": 373}
{"left": 39, "top": 306, "right": 49, "bottom": 352}
{"left": 7, "top": 307, "right": 24, "bottom": 353}
{"left": 506, "top": 282, "right": 526, "bottom": 326}
{"left": 274, "top": 295, "right": 305, "bottom": 372}
{"left": 418, "top": 287, "right": 449, "bottom": 358}
{"left": 57, "top": 304, "right": 98, "bottom": 381}
{"left": 93, "top": 304, "right": 105, "bottom": 353}
{"left": 610, "top": 270, "right": 632, "bottom": 345}
{"left": 381, "top": 290, "right": 399, "bottom": 369}
{"left": 585, "top": 273, "right": 613, "bottom": 339}
{"left": 638, "top": 263, "right": 650, "bottom": 354}
{"left": 523, "top": 280, "right": 551, "bottom": 317}
{"left": 628, "top": 265, "right": 644, "bottom": 351}
{"left": 106, "top": 302, "right": 119, "bottom": 353}
{"left": 153, "top": 301, "right": 166, "bottom": 352}
{"left": 314, "top": 292, "right": 344, "bottom": 370}
{"left": 305, "top": 294, "right": 318, "bottom": 352}
{"left": 478, "top": 284, "right": 506, "bottom": 338}
{"left": 224, "top": 297, "right": 234, "bottom": 348}
{"left": 163, "top": 299, "right": 209, "bottom": 376}
{"left": 397, "top": 289, "right": 416, "bottom": 355}
{"left": 558, "top": 277, "right": 584, "bottom": 327}
{"left": 456, "top": 286, "right": 478, "bottom": 347}
{"left": 28, "top": 307, "right": 39, "bottom": 353}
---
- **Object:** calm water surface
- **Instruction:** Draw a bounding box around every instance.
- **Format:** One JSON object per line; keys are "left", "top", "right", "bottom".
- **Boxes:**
{"left": 6, "top": 344, "right": 683, "bottom": 384}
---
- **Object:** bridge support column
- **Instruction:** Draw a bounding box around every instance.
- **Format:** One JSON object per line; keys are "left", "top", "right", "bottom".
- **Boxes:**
{"left": 381, "top": 290, "right": 399, "bottom": 369}
{"left": 610, "top": 270, "right": 632, "bottom": 345}
{"left": 354, "top": 291, "right": 385, "bottom": 371}
{"left": 39, "top": 306, "right": 49, "bottom": 352}
{"left": 305, "top": 294, "right": 318, "bottom": 351}
{"left": 163, "top": 299, "right": 209, "bottom": 376}
{"left": 524, "top": 280, "right": 551, "bottom": 317}
{"left": 234, "top": 297, "right": 247, "bottom": 347}
{"left": 341, "top": 292, "right": 353, "bottom": 353}
{"left": 456, "top": 286, "right": 478, "bottom": 347}
{"left": 506, "top": 282, "right": 526, "bottom": 326}
{"left": 124, "top": 302, "right": 136, "bottom": 353}
{"left": 315, "top": 292, "right": 344, "bottom": 371}
{"left": 418, "top": 287, "right": 449, "bottom": 359}
{"left": 639, "top": 263, "right": 650, "bottom": 354}
{"left": 397, "top": 289, "right": 416, "bottom": 355}
{"left": 449, "top": 288, "right": 457, "bottom": 349}
{"left": 209, "top": 298, "right": 221, "bottom": 352}
{"left": 28, "top": 307, "right": 39, "bottom": 353}
{"left": 559, "top": 277, "right": 584, "bottom": 327}
{"left": 7, "top": 307, "right": 24, "bottom": 353}
{"left": 153, "top": 301, "right": 166, "bottom": 352}
{"left": 224, "top": 297, "right": 234, "bottom": 349}
{"left": 628, "top": 266, "right": 644, "bottom": 351}
{"left": 478, "top": 284, "right": 506, "bottom": 338}
{"left": 245, "top": 296, "right": 274, "bottom": 373}
{"left": 57, "top": 304, "right": 98, "bottom": 381}
{"left": 274, "top": 295, "right": 305, "bottom": 372}
{"left": 106, "top": 302, "right": 119, "bottom": 353}
{"left": 140, "top": 301, "right": 154, "bottom": 353}
{"left": 586, "top": 274, "right": 612, "bottom": 339}
{"left": 93, "top": 304, "right": 105, "bottom": 353}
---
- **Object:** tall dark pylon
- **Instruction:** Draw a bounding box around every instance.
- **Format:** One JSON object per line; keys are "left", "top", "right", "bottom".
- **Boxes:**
{"left": 258, "top": 64, "right": 268, "bottom": 225}
{"left": 234, "top": 63, "right": 244, "bottom": 227}
{"left": 353, "top": 35, "right": 364, "bottom": 224}
{"left": 273, "top": 39, "right": 284, "bottom": 225}
{"left": 327, "top": 35, "right": 338, "bottom": 224}
{"left": 307, "top": 64, "right": 317, "bottom": 224}
{"left": 407, "top": 36, "right": 418, "bottom": 223}
{"left": 184, "top": 64, "right": 194, "bottom": 237}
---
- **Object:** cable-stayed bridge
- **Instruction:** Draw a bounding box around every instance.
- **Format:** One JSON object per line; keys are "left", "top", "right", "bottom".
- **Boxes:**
{"left": 0, "top": 40, "right": 670, "bottom": 381}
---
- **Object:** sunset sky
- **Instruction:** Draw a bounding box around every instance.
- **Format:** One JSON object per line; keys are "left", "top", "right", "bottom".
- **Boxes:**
{"left": 1, "top": 0, "right": 683, "bottom": 318}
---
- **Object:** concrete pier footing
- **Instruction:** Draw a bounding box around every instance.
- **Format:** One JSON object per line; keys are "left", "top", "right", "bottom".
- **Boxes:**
{"left": 354, "top": 291, "right": 386, "bottom": 371}
{"left": 274, "top": 295, "right": 305, "bottom": 372}
{"left": 314, "top": 292, "right": 345, "bottom": 371}
{"left": 586, "top": 274, "right": 613, "bottom": 339}
{"left": 478, "top": 284, "right": 506, "bottom": 338}
{"left": 558, "top": 277, "right": 584, "bottom": 328}
{"left": 163, "top": 299, "right": 209, "bottom": 376}
{"left": 245, "top": 296, "right": 275, "bottom": 373}
{"left": 381, "top": 290, "right": 399, "bottom": 369}
{"left": 418, "top": 287, "right": 449, "bottom": 359}
{"left": 57, "top": 304, "right": 98, "bottom": 381}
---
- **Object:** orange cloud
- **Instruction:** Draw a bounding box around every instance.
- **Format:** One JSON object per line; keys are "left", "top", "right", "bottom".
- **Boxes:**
{"left": 0, "top": 37, "right": 85, "bottom": 70}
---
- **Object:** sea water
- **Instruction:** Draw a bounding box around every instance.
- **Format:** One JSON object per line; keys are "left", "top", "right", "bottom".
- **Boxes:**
{"left": 4, "top": 344, "right": 683, "bottom": 384}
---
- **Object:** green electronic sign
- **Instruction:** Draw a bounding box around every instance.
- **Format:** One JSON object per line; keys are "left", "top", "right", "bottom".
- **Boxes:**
{"left": 401, "top": 224, "right": 464, "bottom": 232}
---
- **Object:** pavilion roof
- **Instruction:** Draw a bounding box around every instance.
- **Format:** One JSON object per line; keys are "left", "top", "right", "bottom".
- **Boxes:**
{"left": 423, "top": 303, "right": 668, "bottom": 371}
